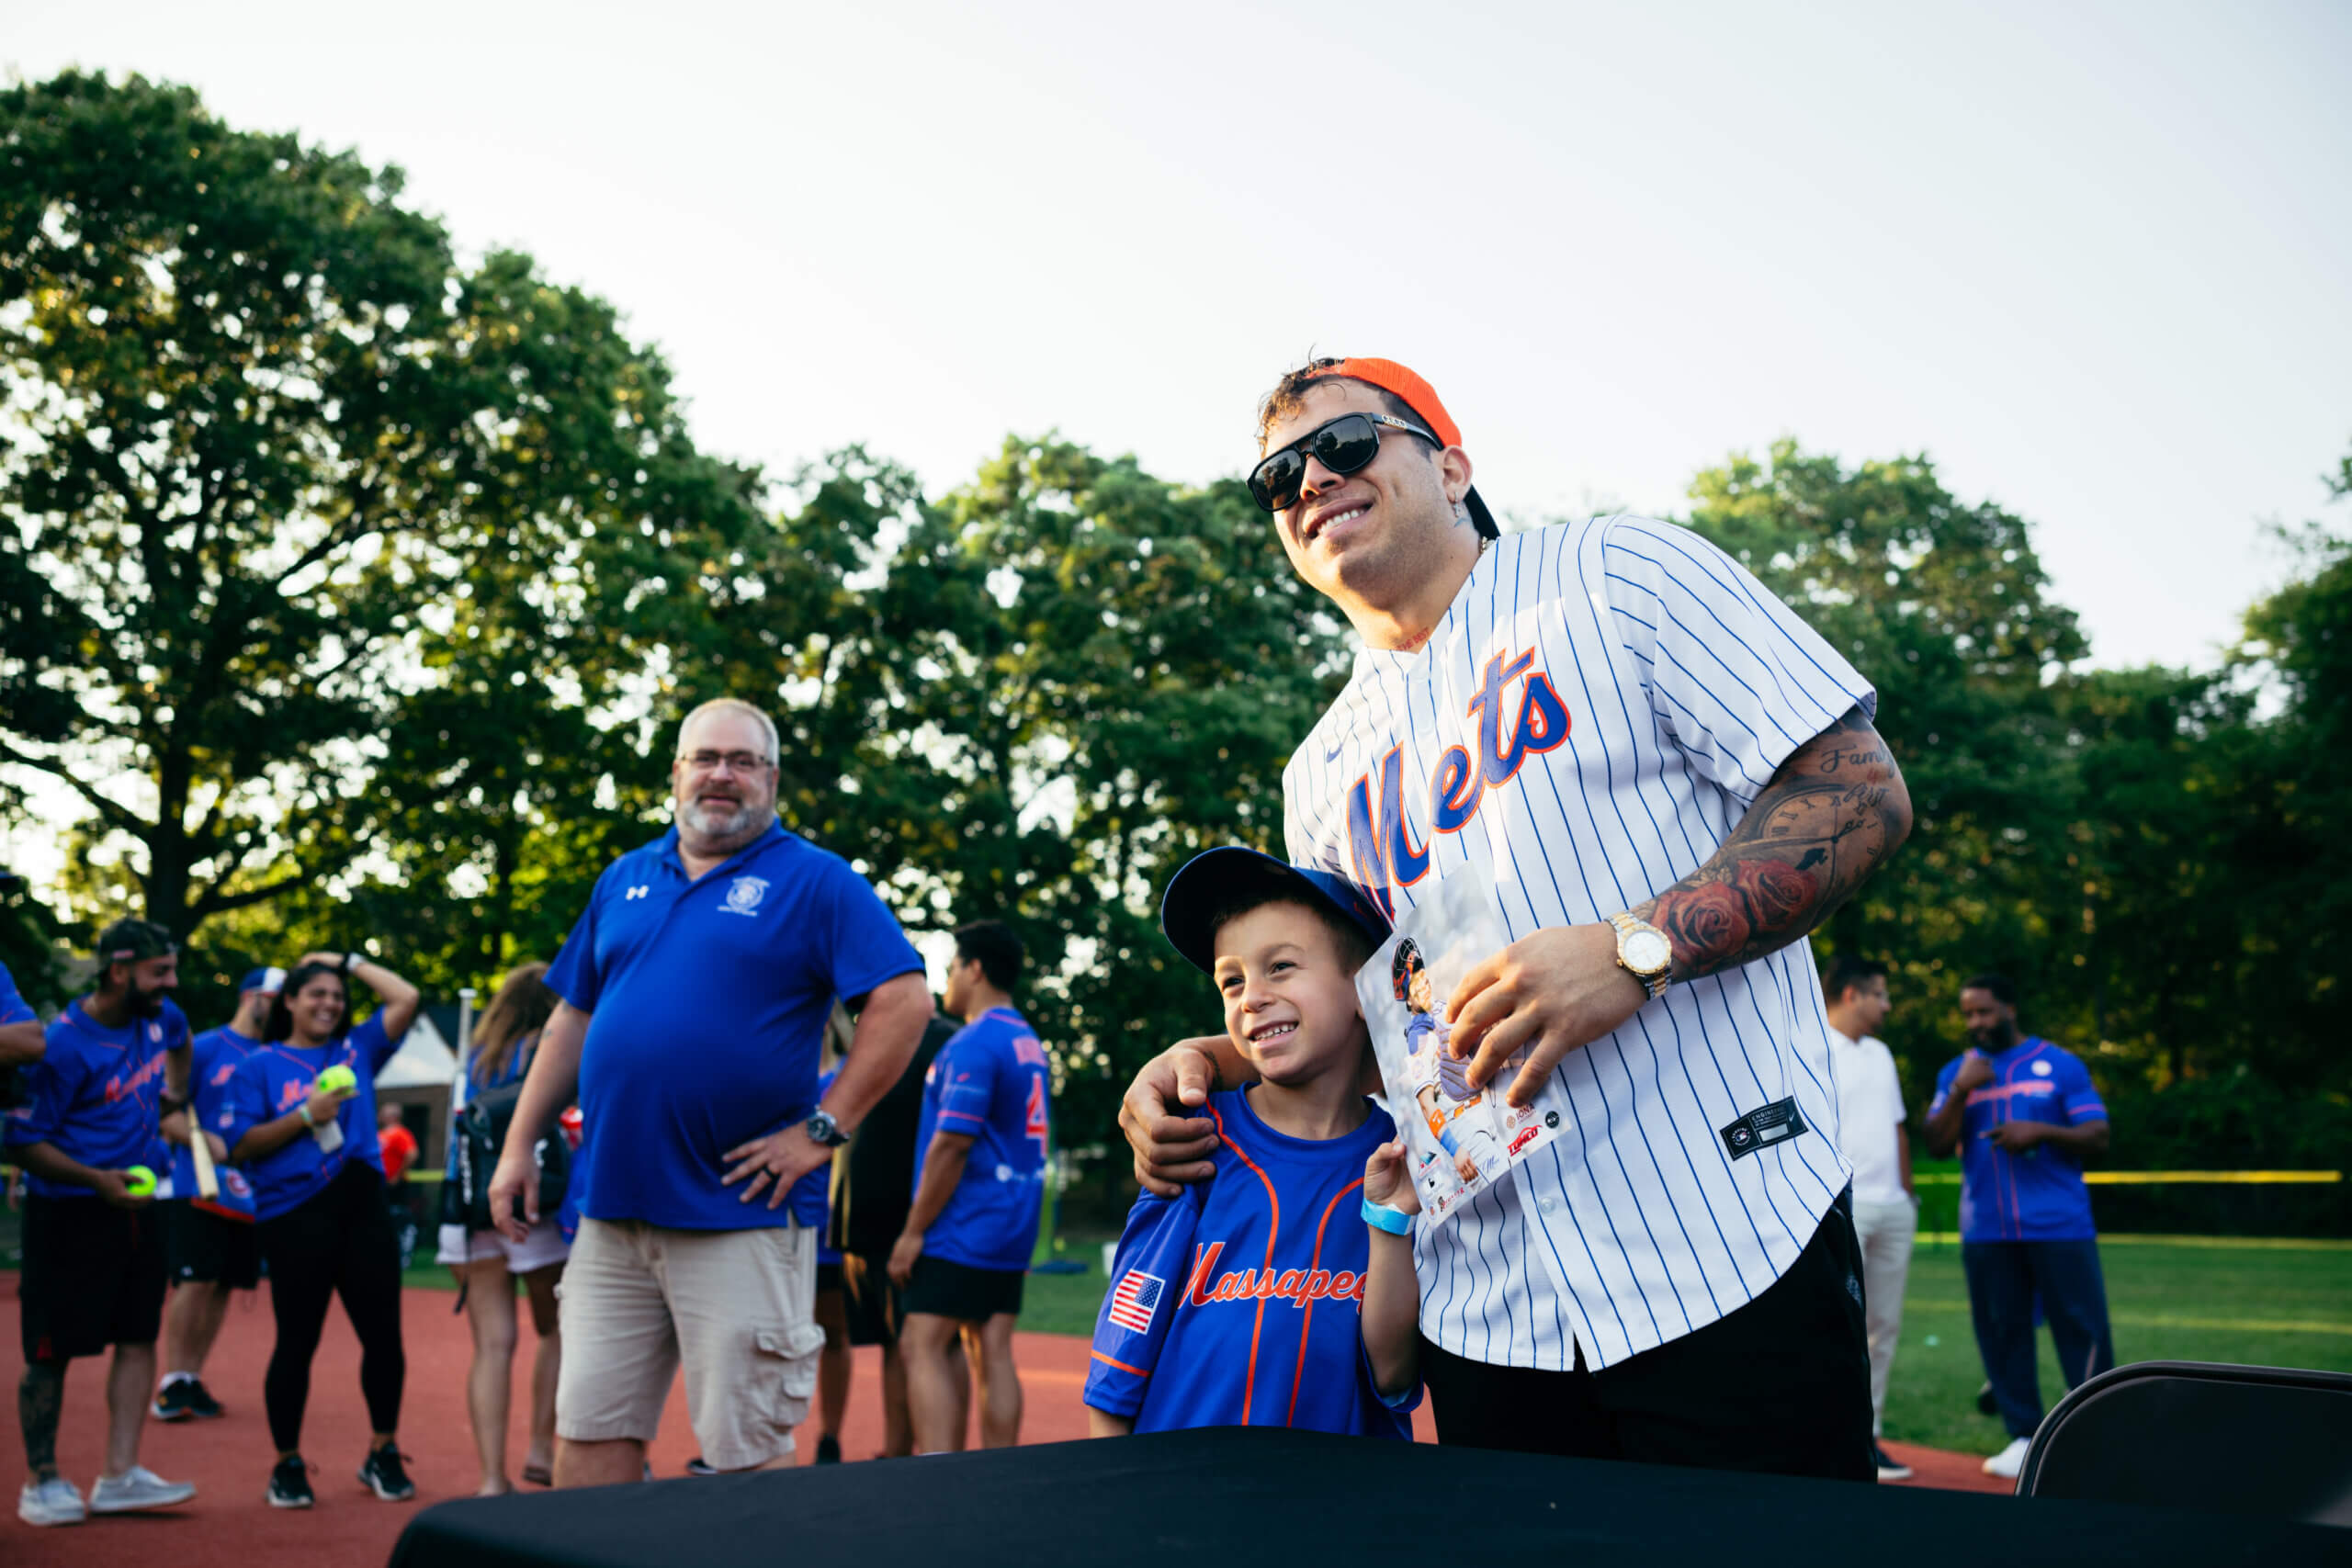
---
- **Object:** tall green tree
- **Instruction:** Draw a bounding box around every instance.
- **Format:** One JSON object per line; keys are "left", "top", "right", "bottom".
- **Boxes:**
{"left": 0, "top": 72, "right": 759, "bottom": 946}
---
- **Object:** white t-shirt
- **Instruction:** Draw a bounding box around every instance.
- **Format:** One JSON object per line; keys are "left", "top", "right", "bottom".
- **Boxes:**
{"left": 1826, "top": 1027, "right": 1908, "bottom": 1205}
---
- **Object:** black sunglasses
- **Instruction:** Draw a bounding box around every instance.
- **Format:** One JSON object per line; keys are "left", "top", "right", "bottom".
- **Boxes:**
{"left": 1248, "top": 412, "right": 1441, "bottom": 513}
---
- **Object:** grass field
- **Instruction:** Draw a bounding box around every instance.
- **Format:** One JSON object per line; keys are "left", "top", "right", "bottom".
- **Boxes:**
{"left": 395, "top": 1228, "right": 2352, "bottom": 1461}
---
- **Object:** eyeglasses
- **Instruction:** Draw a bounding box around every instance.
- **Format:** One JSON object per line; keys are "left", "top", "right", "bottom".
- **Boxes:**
{"left": 1247, "top": 412, "right": 1441, "bottom": 513}
{"left": 677, "top": 750, "right": 775, "bottom": 775}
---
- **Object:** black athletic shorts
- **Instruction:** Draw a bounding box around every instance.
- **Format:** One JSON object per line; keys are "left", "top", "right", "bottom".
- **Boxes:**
{"left": 1418, "top": 1187, "right": 1873, "bottom": 1482}
{"left": 18, "top": 1193, "right": 168, "bottom": 1362}
{"left": 164, "top": 1198, "right": 263, "bottom": 1290}
{"left": 840, "top": 1253, "right": 902, "bottom": 1348}
{"left": 899, "top": 1253, "right": 1023, "bottom": 1323}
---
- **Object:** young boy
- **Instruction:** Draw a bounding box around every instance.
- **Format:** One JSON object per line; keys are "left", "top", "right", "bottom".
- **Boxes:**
{"left": 1084, "top": 848, "right": 1420, "bottom": 1438}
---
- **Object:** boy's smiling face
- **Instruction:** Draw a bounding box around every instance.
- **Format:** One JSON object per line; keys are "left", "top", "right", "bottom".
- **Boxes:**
{"left": 1213, "top": 900, "right": 1371, "bottom": 1088}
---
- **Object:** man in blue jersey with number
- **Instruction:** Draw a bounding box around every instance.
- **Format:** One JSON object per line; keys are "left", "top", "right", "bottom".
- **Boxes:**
{"left": 153, "top": 964, "right": 278, "bottom": 1423}
{"left": 889, "top": 922, "right": 1049, "bottom": 1453}
{"left": 1925, "top": 973, "right": 2114, "bottom": 1481}
{"left": 1086, "top": 850, "right": 1420, "bottom": 1438}
{"left": 7, "top": 919, "right": 198, "bottom": 1527}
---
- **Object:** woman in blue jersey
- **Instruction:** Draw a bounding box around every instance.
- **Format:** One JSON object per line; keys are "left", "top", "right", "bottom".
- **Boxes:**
{"left": 435, "top": 963, "right": 569, "bottom": 1495}
{"left": 223, "top": 952, "right": 421, "bottom": 1510}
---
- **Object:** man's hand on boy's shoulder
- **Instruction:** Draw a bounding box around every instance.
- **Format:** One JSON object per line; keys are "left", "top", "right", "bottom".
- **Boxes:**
{"left": 1120, "top": 1036, "right": 1229, "bottom": 1196}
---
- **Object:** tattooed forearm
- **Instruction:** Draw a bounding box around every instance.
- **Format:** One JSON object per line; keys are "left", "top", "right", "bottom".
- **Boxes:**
{"left": 1633, "top": 705, "right": 1912, "bottom": 982}
{"left": 20, "top": 1360, "right": 63, "bottom": 1477}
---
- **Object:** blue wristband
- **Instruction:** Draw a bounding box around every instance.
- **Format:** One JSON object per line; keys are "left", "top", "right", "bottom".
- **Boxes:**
{"left": 1362, "top": 1197, "right": 1413, "bottom": 1235}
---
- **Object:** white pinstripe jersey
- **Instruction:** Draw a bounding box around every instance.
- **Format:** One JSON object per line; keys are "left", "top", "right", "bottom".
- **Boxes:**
{"left": 1283, "top": 514, "right": 1877, "bottom": 1371}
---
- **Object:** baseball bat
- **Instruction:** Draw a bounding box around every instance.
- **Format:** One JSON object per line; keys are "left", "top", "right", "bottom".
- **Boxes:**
{"left": 188, "top": 1114, "right": 220, "bottom": 1201}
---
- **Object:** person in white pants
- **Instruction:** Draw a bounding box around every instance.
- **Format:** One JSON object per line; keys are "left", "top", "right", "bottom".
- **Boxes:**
{"left": 1823, "top": 955, "right": 1917, "bottom": 1483}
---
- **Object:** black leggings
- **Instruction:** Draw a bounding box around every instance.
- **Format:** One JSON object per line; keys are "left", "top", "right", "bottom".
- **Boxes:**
{"left": 256, "top": 1161, "right": 406, "bottom": 1453}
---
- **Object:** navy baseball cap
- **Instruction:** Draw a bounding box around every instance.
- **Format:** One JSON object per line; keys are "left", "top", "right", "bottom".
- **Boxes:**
{"left": 239, "top": 965, "right": 288, "bottom": 995}
{"left": 1159, "top": 847, "right": 1390, "bottom": 976}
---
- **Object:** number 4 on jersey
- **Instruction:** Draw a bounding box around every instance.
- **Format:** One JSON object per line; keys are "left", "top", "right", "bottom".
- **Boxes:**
{"left": 1024, "top": 1076, "right": 1048, "bottom": 1156}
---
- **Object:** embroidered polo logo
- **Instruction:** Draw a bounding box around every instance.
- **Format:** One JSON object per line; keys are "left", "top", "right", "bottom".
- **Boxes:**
{"left": 624, "top": 886, "right": 650, "bottom": 901}
{"left": 721, "top": 875, "right": 770, "bottom": 916}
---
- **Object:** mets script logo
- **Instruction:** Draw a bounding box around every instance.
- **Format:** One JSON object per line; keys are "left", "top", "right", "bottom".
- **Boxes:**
{"left": 721, "top": 875, "right": 770, "bottom": 917}
{"left": 1345, "top": 648, "right": 1571, "bottom": 919}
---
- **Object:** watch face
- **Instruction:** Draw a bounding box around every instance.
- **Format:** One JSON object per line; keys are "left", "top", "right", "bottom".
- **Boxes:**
{"left": 1624, "top": 930, "right": 1672, "bottom": 974}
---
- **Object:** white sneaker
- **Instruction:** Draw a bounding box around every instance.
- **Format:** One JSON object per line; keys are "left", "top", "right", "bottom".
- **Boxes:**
{"left": 89, "top": 1465, "right": 198, "bottom": 1513}
{"left": 17, "top": 1476, "right": 86, "bottom": 1527}
{"left": 1981, "top": 1436, "right": 2030, "bottom": 1480}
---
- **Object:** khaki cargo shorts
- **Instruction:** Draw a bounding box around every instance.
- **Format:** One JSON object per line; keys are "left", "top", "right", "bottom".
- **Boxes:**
{"left": 554, "top": 1217, "right": 823, "bottom": 1472}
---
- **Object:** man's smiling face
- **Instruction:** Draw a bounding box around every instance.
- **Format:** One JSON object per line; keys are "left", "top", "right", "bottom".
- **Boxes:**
{"left": 671, "top": 706, "right": 778, "bottom": 845}
{"left": 1263, "top": 379, "right": 1464, "bottom": 616}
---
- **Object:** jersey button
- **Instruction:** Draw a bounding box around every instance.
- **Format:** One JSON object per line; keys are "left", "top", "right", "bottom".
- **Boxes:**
{"left": 1536, "top": 1194, "right": 1560, "bottom": 1216}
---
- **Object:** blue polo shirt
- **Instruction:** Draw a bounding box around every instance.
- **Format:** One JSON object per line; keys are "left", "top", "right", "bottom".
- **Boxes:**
{"left": 221, "top": 1016, "right": 405, "bottom": 1220}
{"left": 171, "top": 1024, "right": 263, "bottom": 1204}
{"left": 5, "top": 998, "right": 187, "bottom": 1200}
{"left": 914, "top": 1008, "right": 1051, "bottom": 1272}
{"left": 1930, "top": 1038, "right": 2109, "bottom": 1243}
{"left": 0, "top": 961, "right": 32, "bottom": 1028}
{"left": 545, "top": 820, "right": 923, "bottom": 1232}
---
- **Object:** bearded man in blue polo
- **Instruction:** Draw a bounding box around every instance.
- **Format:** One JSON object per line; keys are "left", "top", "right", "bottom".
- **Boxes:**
{"left": 489, "top": 698, "right": 933, "bottom": 1484}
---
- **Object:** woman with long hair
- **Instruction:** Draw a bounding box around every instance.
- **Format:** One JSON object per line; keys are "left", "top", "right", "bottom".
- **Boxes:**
{"left": 224, "top": 951, "right": 422, "bottom": 1509}
{"left": 435, "top": 962, "right": 568, "bottom": 1495}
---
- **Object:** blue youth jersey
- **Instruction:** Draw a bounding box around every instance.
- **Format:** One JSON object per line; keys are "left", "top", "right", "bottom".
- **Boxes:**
{"left": 1930, "top": 1038, "right": 2108, "bottom": 1243}
{"left": 221, "top": 1016, "right": 404, "bottom": 1221}
{"left": 0, "top": 961, "right": 32, "bottom": 1028}
{"left": 1084, "top": 1089, "right": 1416, "bottom": 1438}
{"left": 546, "top": 820, "right": 922, "bottom": 1231}
{"left": 915, "top": 1008, "right": 1050, "bottom": 1272}
{"left": 173, "top": 1024, "right": 263, "bottom": 1210}
{"left": 5, "top": 998, "right": 187, "bottom": 1199}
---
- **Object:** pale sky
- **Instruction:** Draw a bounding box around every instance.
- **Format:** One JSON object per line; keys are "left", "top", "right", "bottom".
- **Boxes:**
{"left": 6, "top": 1, "right": 2349, "bottom": 887}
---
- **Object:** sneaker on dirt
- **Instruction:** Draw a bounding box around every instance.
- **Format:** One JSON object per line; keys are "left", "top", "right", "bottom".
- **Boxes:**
{"left": 17, "top": 1476, "right": 86, "bottom": 1527}
{"left": 358, "top": 1445, "right": 417, "bottom": 1501}
{"left": 89, "top": 1467, "right": 197, "bottom": 1514}
{"left": 268, "top": 1455, "right": 315, "bottom": 1509}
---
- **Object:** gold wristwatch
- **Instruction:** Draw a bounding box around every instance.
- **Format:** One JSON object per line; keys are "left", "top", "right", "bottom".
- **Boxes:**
{"left": 1607, "top": 912, "right": 1673, "bottom": 1000}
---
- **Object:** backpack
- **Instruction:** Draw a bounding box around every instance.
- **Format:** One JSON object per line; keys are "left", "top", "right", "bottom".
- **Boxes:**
{"left": 441, "top": 1081, "right": 570, "bottom": 1236}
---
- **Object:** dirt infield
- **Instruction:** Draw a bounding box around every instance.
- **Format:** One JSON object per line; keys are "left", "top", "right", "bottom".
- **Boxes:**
{"left": 4, "top": 1280, "right": 2003, "bottom": 1567}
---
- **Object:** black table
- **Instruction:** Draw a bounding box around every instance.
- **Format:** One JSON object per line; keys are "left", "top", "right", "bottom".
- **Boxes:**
{"left": 389, "top": 1427, "right": 2351, "bottom": 1568}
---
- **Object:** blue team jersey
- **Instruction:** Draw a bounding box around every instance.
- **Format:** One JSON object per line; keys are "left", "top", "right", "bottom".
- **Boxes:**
{"left": 816, "top": 1067, "right": 842, "bottom": 1267}
{"left": 0, "top": 961, "right": 32, "bottom": 1027}
{"left": 915, "top": 1008, "right": 1050, "bottom": 1272}
{"left": 172, "top": 1025, "right": 263, "bottom": 1210}
{"left": 4, "top": 998, "right": 187, "bottom": 1200}
{"left": 1931, "top": 1038, "right": 2109, "bottom": 1243}
{"left": 1085, "top": 1089, "right": 1416, "bottom": 1438}
{"left": 221, "top": 1015, "right": 404, "bottom": 1221}
{"left": 545, "top": 820, "right": 923, "bottom": 1232}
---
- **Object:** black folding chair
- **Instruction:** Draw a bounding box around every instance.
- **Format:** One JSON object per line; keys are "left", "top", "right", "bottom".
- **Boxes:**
{"left": 2016, "top": 1359, "right": 2352, "bottom": 1526}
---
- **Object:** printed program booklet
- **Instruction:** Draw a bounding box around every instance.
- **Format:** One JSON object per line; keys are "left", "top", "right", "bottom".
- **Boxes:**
{"left": 1354, "top": 873, "right": 1569, "bottom": 1228}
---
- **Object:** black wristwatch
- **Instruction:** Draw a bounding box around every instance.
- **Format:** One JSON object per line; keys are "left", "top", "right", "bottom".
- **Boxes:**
{"left": 804, "top": 1107, "right": 850, "bottom": 1148}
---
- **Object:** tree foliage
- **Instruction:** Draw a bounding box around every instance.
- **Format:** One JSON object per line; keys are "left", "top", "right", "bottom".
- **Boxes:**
{"left": 1688, "top": 439, "right": 2351, "bottom": 1105}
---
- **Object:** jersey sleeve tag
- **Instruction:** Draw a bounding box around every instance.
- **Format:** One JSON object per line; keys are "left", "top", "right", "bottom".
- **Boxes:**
{"left": 1719, "top": 1098, "right": 1809, "bottom": 1162}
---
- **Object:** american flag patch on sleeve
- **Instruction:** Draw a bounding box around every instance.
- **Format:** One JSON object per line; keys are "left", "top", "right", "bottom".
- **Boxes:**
{"left": 1107, "top": 1269, "right": 1164, "bottom": 1335}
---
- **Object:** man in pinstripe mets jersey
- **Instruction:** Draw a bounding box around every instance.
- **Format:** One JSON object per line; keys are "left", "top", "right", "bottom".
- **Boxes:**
{"left": 1120, "top": 356, "right": 1915, "bottom": 1480}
